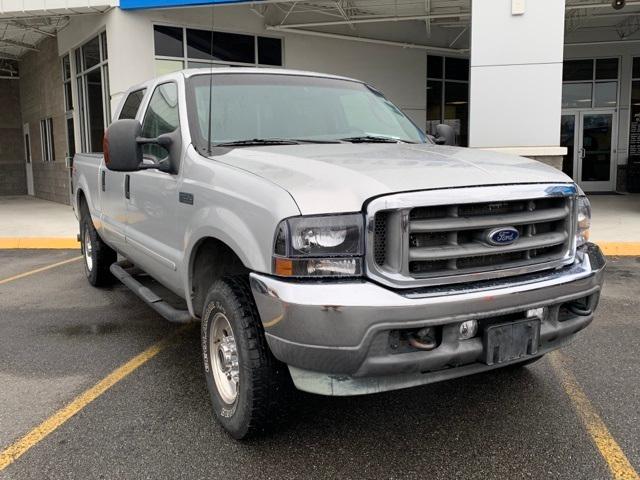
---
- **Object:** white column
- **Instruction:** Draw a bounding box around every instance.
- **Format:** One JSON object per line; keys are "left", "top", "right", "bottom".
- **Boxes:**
{"left": 469, "top": 0, "right": 566, "bottom": 164}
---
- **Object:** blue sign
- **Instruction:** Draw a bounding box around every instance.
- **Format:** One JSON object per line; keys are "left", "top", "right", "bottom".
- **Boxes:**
{"left": 120, "top": 0, "right": 257, "bottom": 9}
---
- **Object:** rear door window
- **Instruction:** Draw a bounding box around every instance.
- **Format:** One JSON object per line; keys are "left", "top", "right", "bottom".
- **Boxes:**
{"left": 119, "top": 89, "right": 147, "bottom": 120}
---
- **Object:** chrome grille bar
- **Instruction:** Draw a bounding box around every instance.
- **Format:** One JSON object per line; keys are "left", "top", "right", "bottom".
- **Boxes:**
{"left": 409, "top": 206, "right": 569, "bottom": 233}
{"left": 365, "top": 184, "right": 578, "bottom": 289}
{"left": 408, "top": 232, "right": 568, "bottom": 262}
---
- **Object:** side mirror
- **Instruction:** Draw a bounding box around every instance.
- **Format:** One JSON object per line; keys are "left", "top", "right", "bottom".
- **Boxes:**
{"left": 104, "top": 120, "right": 178, "bottom": 173}
{"left": 104, "top": 120, "right": 143, "bottom": 172}
{"left": 434, "top": 124, "right": 456, "bottom": 146}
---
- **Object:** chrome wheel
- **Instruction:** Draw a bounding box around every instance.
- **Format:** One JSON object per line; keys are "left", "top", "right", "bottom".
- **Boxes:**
{"left": 84, "top": 228, "right": 93, "bottom": 272}
{"left": 210, "top": 312, "right": 239, "bottom": 405}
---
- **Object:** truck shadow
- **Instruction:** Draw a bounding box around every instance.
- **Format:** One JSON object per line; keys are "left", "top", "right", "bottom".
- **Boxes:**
{"left": 158, "top": 325, "right": 586, "bottom": 479}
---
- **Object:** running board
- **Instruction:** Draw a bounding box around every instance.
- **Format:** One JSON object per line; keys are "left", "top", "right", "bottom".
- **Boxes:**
{"left": 110, "top": 262, "right": 193, "bottom": 324}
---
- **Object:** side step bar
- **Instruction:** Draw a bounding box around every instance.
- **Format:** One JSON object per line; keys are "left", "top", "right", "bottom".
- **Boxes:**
{"left": 110, "top": 262, "right": 193, "bottom": 324}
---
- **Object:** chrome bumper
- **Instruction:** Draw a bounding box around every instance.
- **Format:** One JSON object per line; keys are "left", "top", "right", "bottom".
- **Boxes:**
{"left": 249, "top": 243, "right": 606, "bottom": 396}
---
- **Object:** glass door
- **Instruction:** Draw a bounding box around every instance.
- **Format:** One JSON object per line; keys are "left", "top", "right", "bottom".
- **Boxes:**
{"left": 560, "top": 110, "right": 616, "bottom": 192}
{"left": 578, "top": 111, "right": 616, "bottom": 192}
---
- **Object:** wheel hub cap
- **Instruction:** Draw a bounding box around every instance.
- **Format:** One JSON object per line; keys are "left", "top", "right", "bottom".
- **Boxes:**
{"left": 84, "top": 229, "right": 93, "bottom": 272}
{"left": 210, "top": 313, "right": 239, "bottom": 404}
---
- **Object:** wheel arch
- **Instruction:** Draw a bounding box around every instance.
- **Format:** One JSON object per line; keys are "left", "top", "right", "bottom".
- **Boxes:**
{"left": 187, "top": 236, "right": 250, "bottom": 318}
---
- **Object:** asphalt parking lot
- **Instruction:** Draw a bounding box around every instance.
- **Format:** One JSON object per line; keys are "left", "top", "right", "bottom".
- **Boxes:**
{"left": 0, "top": 249, "right": 638, "bottom": 480}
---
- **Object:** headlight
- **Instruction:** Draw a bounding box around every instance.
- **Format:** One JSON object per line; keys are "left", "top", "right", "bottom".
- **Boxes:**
{"left": 576, "top": 195, "right": 591, "bottom": 247}
{"left": 272, "top": 213, "right": 364, "bottom": 277}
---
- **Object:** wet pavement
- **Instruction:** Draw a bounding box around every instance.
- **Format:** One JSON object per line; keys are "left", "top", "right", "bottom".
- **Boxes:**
{"left": 0, "top": 250, "right": 638, "bottom": 479}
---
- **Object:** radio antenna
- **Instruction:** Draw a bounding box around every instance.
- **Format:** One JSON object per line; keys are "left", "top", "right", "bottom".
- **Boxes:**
{"left": 206, "top": 5, "right": 215, "bottom": 155}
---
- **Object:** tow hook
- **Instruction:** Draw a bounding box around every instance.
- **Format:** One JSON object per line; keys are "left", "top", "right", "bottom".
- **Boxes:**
{"left": 408, "top": 327, "right": 438, "bottom": 351}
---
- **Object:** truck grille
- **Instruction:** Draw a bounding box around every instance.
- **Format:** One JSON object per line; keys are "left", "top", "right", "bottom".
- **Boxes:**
{"left": 367, "top": 185, "right": 577, "bottom": 288}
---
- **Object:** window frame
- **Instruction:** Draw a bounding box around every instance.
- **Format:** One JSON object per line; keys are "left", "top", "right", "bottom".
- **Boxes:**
{"left": 74, "top": 31, "right": 110, "bottom": 153}
{"left": 61, "top": 54, "right": 76, "bottom": 161}
{"left": 152, "top": 23, "right": 284, "bottom": 76}
{"left": 426, "top": 55, "right": 470, "bottom": 147}
{"left": 561, "top": 56, "right": 621, "bottom": 110}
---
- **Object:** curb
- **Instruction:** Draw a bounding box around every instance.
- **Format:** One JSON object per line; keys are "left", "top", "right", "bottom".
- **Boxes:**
{"left": 0, "top": 238, "right": 80, "bottom": 249}
{"left": 0, "top": 238, "right": 639, "bottom": 256}
{"left": 597, "top": 242, "right": 640, "bottom": 257}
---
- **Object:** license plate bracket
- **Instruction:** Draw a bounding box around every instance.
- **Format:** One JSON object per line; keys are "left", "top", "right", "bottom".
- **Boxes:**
{"left": 483, "top": 318, "right": 540, "bottom": 366}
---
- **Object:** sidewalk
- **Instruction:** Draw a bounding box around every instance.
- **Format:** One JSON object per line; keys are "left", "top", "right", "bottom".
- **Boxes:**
{"left": 0, "top": 196, "right": 78, "bottom": 248}
{"left": 0, "top": 194, "right": 638, "bottom": 254}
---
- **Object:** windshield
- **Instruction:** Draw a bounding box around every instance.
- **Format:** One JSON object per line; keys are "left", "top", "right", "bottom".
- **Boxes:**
{"left": 186, "top": 73, "right": 426, "bottom": 150}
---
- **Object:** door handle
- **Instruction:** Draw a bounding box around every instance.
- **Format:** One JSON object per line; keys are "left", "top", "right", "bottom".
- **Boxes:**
{"left": 579, "top": 147, "right": 586, "bottom": 159}
{"left": 125, "top": 174, "right": 130, "bottom": 200}
{"left": 101, "top": 170, "right": 106, "bottom": 192}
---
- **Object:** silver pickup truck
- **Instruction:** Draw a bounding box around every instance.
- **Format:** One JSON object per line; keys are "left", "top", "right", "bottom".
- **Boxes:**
{"left": 73, "top": 68, "right": 605, "bottom": 439}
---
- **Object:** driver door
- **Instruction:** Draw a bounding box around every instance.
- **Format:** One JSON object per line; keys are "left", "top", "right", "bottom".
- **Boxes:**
{"left": 124, "top": 81, "right": 184, "bottom": 291}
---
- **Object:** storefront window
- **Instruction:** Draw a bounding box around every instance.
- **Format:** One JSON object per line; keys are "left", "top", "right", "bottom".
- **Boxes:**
{"left": 562, "top": 58, "right": 618, "bottom": 109}
{"left": 154, "top": 25, "right": 184, "bottom": 57}
{"left": 0, "top": 59, "right": 19, "bottom": 78}
{"left": 562, "top": 83, "right": 592, "bottom": 108}
{"left": 628, "top": 58, "right": 640, "bottom": 159}
{"left": 75, "top": 32, "right": 110, "bottom": 152}
{"left": 61, "top": 54, "right": 75, "bottom": 158}
{"left": 594, "top": 82, "right": 618, "bottom": 108}
{"left": 153, "top": 25, "right": 283, "bottom": 75}
{"left": 426, "top": 55, "right": 469, "bottom": 146}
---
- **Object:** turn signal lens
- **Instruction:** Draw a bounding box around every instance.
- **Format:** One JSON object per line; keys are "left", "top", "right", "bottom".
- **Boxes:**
{"left": 576, "top": 196, "right": 591, "bottom": 247}
{"left": 274, "top": 258, "right": 293, "bottom": 276}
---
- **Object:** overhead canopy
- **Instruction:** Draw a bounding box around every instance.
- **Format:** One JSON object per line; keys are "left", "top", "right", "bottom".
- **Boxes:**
{"left": 0, "top": 1, "right": 113, "bottom": 77}
{"left": 119, "top": 0, "right": 640, "bottom": 54}
{"left": 120, "top": 0, "right": 261, "bottom": 8}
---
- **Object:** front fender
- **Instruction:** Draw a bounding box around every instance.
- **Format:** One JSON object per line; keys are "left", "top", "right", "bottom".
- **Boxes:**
{"left": 179, "top": 149, "right": 301, "bottom": 315}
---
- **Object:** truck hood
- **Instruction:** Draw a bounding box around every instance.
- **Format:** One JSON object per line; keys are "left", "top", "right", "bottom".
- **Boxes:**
{"left": 212, "top": 143, "right": 572, "bottom": 215}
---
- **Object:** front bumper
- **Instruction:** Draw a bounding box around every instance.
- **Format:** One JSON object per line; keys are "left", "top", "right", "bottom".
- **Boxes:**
{"left": 250, "top": 243, "right": 606, "bottom": 396}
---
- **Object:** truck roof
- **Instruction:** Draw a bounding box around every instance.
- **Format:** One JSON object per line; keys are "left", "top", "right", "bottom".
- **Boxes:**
{"left": 124, "top": 68, "right": 364, "bottom": 94}
{"left": 181, "top": 67, "right": 361, "bottom": 83}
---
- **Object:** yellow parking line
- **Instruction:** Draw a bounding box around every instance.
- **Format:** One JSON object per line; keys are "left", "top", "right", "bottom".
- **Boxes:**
{"left": 0, "top": 238, "right": 80, "bottom": 249}
{"left": 0, "top": 256, "right": 83, "bottom": 286}
{"left": 597, "top": 242, "right": 640, "bottom": 256}
{"left": 0, "top": 324, "right": 194, "bottom": 472}
{"left": 549, "top": 352, "right": 639, "bottom": 480}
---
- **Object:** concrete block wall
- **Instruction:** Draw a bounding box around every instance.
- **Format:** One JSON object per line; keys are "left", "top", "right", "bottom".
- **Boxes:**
{"left": 19, "top": 37, "right": 71, "bottom": 205}
{"left": 0, "top": 79, "right": 26, "bottom": 196}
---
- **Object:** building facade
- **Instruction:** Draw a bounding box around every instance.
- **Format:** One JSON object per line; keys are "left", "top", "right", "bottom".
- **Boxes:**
{"left": 1, "top": 0, "right": 639, "bottom": 203}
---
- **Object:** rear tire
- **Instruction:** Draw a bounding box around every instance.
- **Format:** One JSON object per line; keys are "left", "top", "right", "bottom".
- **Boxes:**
{"left": 201, "top": 276, "right": 290, "bottom": 439}
{"left": 80, "top": 208, "right": 116, "bottom": 287}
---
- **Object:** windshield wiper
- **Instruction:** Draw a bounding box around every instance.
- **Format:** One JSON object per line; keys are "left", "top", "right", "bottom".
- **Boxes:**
{"left": 340, "top": 135, "right": 414, "bottom": 144}
{"left": 213, "top": 138, "right": 302, "bottom": 147}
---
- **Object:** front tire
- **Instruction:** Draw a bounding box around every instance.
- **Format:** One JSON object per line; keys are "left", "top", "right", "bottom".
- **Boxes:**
{"left": 80, "top": 210, "right": 116, "bottom": 287}
{"left": 201, "top": 276, "right": 290, "bottom": 439}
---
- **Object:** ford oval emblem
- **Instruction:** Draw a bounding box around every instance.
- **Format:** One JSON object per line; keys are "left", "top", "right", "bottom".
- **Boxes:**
{"left": 486, "top": 227, "right": 519, "bottom": 246}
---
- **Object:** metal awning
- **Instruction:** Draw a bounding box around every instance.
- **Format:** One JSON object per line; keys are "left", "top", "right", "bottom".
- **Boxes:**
{"left": 0, "top": 1, "right": 114, "bottom": 76}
